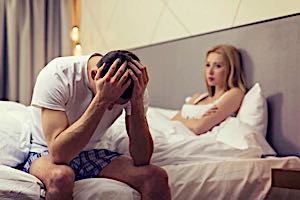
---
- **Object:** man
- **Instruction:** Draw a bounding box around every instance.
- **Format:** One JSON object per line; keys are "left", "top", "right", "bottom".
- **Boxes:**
{"left": 22, "top": 50, "right": 171, "bottom": 200}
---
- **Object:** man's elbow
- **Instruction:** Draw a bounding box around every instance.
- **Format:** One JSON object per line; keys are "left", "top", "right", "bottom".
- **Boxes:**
{"left": 134, "top": 160, "right": 150, "bottom": 166}
{"left": 133, "top": 157, "right": 151, "bottom": 166}
{"left": 52, "top": 154, "right": 71, "bottom": 165}
{"left": 49, "top": 146, "right": 70, "bottom": 164}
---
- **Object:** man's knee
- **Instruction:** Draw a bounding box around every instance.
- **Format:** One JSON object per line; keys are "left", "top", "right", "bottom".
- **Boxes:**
{"left": 138, "top": 165, "right": 171, "bottom": 199}
{"left": 48, "top": 166, "right": 75, "bottom": 189}
{"left": 143, "top": 165, "right": 169, "bottom": 187}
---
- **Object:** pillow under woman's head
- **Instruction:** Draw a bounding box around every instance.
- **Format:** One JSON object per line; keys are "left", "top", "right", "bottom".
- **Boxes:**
{"left": 236, "top": 83, "right": 268, "bottom": 137}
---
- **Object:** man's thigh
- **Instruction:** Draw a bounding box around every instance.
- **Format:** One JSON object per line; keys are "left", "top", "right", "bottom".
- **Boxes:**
{"left": 98, "top": 155, "right": 159, "bottom": 190}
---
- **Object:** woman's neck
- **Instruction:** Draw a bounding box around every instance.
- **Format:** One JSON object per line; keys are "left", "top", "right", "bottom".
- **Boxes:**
{"left": 213, "top": 87, "right": 225, "bottom": 98}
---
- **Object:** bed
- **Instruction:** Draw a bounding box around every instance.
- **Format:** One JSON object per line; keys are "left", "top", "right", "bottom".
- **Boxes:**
{"left": 1, "top": 13, "right": 300, "bottom": 199}
{"left": 1, "top": 104, "right": 300, "bottom": 199}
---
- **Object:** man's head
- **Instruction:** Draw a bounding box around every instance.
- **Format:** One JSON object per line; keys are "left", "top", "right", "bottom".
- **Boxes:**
{"left": 96, "top": 50, "right": 140, "bottom": 100}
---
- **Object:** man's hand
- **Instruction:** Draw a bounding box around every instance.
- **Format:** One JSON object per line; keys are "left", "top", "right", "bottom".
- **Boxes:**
{"left": 94, "top": 59, "right": 131, "bottom": 104}
{"left": 128, "top": 60, "right": 149, "bottom": 104}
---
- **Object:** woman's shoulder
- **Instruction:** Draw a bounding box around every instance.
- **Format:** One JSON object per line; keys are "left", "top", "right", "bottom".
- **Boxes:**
{"left": 221, "top": 87, "right": 245, "bottom": 103}
{"left": 225, "top": 87, "right": 245, "bottom": 97}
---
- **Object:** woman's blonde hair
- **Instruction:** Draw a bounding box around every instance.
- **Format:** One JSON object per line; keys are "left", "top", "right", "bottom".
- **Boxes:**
{"left": 205, "top": 44, "right": 246, "bottom": 96}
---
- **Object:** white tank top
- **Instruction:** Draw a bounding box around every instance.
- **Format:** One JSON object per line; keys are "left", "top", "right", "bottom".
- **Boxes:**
{"left": 181, "top": 93, "right": 225, "bottom": 119}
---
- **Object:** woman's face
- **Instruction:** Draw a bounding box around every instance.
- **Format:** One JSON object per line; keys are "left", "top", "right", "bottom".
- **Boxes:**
{"left": 205, "top": 52, "right": 227, "bottom": 89}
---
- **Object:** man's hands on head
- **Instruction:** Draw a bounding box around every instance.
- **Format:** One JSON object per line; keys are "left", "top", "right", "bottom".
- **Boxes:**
{"left": 93, "top": 58, "right": 149, "bottom": 107}
{"left": 93, "top": 58, "right": 131, "bottom": 106}
{"left": 128, "top": 60, "right": 149, "bottom": 105}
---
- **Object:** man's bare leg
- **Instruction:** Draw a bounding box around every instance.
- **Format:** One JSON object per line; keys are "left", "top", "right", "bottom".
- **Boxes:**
{"left": 29, "top": 155, "right": 75, "bottom": 200}
{"left": 99, "top": 155, "right": 171, "bottom": 200}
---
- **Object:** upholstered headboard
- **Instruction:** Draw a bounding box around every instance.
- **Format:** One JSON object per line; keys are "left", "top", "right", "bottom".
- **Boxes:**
{"left": 132, "top": 13, "right": 300, "bottom": 157}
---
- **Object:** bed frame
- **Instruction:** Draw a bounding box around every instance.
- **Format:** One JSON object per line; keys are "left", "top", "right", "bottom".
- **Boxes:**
{"left": 132, "top": 13, "right": 300, "bottom": 157}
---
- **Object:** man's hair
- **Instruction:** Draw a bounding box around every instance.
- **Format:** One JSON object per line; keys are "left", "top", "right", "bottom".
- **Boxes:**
{"left": 96, "top": 50, "right": 140, "bottom": 99}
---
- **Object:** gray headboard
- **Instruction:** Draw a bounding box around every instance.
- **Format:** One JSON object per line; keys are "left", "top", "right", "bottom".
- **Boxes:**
{"left": 132, "top": 14, "right": 300, "bottom": 157}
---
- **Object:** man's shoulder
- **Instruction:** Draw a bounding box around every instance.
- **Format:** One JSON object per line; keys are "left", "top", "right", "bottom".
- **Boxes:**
{"left": 49, "top": 55, "right": 91, "bottom": 65}
{"left": 41, "top": 55, "right": 91, "bottom": 73}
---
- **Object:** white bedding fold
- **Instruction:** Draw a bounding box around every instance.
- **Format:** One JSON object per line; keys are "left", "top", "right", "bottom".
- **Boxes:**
{"left": 103, "top": 107, "right": 276, "bottom": 166}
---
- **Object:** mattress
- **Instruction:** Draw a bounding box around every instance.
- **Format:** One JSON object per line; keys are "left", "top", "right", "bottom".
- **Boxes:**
{"left": 74, "top": 178, "right": 140, "bottom": 200}
{"left": 0, "top": 165, "right": 44, "bottom": 200}
{"left": 0, "top": 165, "right": 140, "bottom": 200}
{"left": 1, "top": 156, "right": 300, "bottom": 200}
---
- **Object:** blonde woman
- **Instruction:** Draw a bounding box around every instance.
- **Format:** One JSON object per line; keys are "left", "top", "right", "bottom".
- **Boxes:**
{"left": 172, "top": 44, "right": 246, "bottom": 135}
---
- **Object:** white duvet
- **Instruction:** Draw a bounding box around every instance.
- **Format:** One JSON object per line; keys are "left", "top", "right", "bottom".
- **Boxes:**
{"left": 100, "top": 107, "right": 276, "bottom": 166}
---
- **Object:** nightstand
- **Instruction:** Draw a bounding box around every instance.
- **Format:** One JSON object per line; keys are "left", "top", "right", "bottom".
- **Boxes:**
{"left": 272, "top": 168, "right": 300, "bottom": 189}
{"left": 265, "top": 168, "right": 300, "bottom": 200}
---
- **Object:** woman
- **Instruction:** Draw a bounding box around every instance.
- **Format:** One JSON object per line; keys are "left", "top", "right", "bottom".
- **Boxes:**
{"left": 172, "top": 44, "right": 246, "bottom": 135}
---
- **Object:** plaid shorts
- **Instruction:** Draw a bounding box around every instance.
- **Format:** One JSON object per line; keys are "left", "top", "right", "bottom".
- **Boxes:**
{"left": 22, "top": 149, "right": 121, "bottom": 181}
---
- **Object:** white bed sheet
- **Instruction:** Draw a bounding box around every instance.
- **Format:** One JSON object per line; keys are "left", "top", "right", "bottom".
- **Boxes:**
{"left": 163, "top": 156, "right": 300, "bottom": 200}
{"left": 2, "top": 156, "right": 300, "bottom": 200}
{"left": 0, "top": 165, "right": 43, "bottom": 200}
{"left": 0, "top": 165, "right": 140, "bottom": 200}
{"left": 74, "top": 178, "right": 140, "bottom": 200}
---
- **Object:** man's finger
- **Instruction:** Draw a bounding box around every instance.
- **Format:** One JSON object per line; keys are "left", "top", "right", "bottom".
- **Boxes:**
{"left": 104, "top": 58, "right": 120, "bottom": 80}
{"left": 131, "top": 59, "right": 144, "bottom": 70}
{"left": 121, "top": 79, "right": 132, "bottom": 92}
{"left": 128, "top": 62, "right": 143, "bottom": 85}
{"left": 128, "top": 62, "right": 140, "bottom": 73}
{"left": 128, "top": 69, "right": 138, "bottom": 83}
{"left": 95, "top": 63, "right": 105, "bottom": 80}
{"left": 118, "top": 69, "right": 130, "bottom": 86}
{"left": 129, "top": 61, "right": 148, "bottom": 84}
{"left": 113, "top": 61, "right": 127, "bottom": 81}
{"left": 143, "top": 65, "right": 149, "bottom": 84}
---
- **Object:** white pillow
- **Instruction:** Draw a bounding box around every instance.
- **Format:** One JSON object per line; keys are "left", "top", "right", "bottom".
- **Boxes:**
{"left": 0, "top": 101, "right": 31, "bottom": 167}
{"left": 236, "top": 83, "right": 268, "bottom": 137}
{"left": 216, "top": 117, "right": 276, "bottom": 156}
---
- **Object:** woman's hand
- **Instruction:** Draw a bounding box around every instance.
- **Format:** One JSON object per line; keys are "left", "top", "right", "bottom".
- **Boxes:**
{"left": 202, "top": 105, "right": 218, "bottom": 117}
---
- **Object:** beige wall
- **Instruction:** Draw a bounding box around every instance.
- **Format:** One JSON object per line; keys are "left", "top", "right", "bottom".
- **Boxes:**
{"left": 80, "top": 0, "right": 300, "bottom": 54}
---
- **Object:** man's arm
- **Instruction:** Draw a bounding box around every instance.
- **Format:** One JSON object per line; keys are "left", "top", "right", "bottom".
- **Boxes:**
{"left": 125, "top": 101, "right": 153, "bottom": 166}
{"left": 42, "top": 59, "right": 131, "bottom": 164}
{"left": 125, "top": 60, "right": 153, "bottom": 166}
{"left": 42, "top": 97, "right": 109, "bottom": 164}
